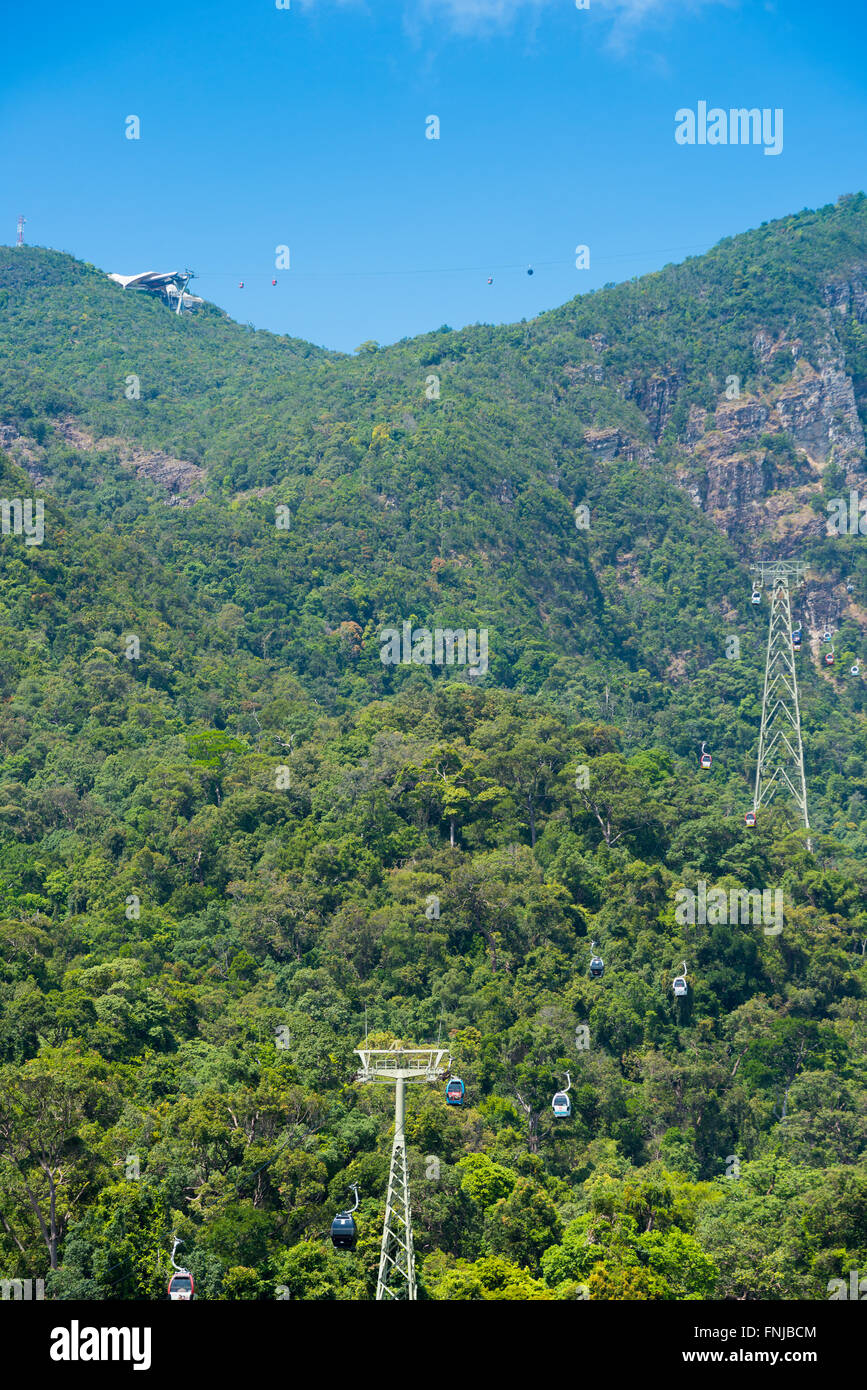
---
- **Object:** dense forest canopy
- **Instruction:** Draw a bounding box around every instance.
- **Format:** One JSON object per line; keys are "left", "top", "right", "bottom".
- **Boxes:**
{"left": 0, "top": 195, "right": 866, "bottom": 1300}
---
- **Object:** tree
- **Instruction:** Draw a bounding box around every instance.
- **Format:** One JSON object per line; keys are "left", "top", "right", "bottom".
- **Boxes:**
{"left": 429, "top": 1254, "right": 555, "bottom": 1301}
{"left": 572, "top": 753, "right": 662, "bottom": 850}
{"left": 485, "top": 1178, "right": 562, "bottom": 1271}
{"left": 474, "top": 715, "right": 569, "bottom": 848}
{"left": 0, "top": 1055, "right": 119, "bottom": 1269}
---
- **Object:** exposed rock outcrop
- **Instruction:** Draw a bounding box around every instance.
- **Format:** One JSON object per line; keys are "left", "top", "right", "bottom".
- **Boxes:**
{"left": 674, "top": 324, "right": 865, "bottom": 553}
{"left": 622, "top": 370, "right": 685, "bottom": 439}
{"left": 0, "top": 418, "right": 206, "bottom": 504}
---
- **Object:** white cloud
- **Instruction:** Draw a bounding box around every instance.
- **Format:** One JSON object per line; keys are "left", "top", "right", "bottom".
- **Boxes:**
{"left": 416, "top": 0, "right": 730, "bottom": 29}
{"left": 298, "top": 0, "right": 734, "bottom": 47}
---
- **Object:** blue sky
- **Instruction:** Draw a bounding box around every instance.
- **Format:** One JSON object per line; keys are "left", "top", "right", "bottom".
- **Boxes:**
{"left": 2, "top": 0, "right": 866, "bottom": 352}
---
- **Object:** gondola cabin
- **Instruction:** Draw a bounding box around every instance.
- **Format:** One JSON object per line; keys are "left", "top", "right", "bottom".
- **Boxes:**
{"left": 825, "top": 650, "right": 835, "bottom": 666}
{"left": 672, "top": 975, "right": 688, "bottom": 998}
{"left": 330, "top": 1212, "right": 358, "bottom": 1250}
{"left": 823, "top": 630, "right": 832, "bottom": 643}
{"left": 792, "top": 631, "right": 802, "bottom": 650}
{"left": 167, "top": 1271, "right": 194, "bottom": 1301}
{"left": 700, "top": 752, "right": 712, "bottom": 770}
{"left": 552, "top": 1091, "right": 571, "bottom": 1118}
{"left": 446, "top": 1078, "right": 465, "bottom": 1106}
{"left": 744, "top": 810, "right": 757, "bottom": 827}
{"left": 589, "top": 955, "right": 604, "bottom": 980}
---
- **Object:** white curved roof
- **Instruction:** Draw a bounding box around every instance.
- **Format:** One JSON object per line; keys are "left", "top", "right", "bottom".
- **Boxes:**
{"left": 109, "top": 271, "right": 182, "bottom": 290}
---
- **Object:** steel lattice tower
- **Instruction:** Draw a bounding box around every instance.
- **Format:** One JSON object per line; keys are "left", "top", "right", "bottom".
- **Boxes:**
{"left": 355, "top": 1047, "right": 450, "bottom": 1301}
{"left": 750, "top": 560, "right": 811, "bottom": 847}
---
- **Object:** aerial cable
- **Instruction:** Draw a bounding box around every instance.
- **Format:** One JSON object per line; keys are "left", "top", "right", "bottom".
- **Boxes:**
{"left": 190, "top": 241, "right": 713, "bottom": 284}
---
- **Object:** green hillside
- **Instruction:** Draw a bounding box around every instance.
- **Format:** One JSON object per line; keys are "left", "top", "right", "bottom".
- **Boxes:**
{"left": 0, "top": 197, "right": 866, "bottom": 1301}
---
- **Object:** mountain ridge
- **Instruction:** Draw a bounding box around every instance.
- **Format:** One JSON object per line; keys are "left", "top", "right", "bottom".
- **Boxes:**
{"left": 1, "top": 195, "right": 866, "bottom": 1302}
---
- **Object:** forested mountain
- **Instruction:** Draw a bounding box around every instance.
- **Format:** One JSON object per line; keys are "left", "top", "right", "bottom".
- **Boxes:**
{"left": 0, "top": 195, "right": 865, "bottom": 1301}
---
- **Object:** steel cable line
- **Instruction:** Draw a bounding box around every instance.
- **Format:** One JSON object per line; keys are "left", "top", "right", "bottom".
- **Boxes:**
{"left": 192, "top": 241, "right": 713, "bottom": 282}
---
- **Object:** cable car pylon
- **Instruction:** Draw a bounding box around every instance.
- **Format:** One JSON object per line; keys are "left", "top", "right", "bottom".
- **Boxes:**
{"left": 354, "top": 1045, "right": 450, "bottom": 1300}
{"left": 750, "top": 559, "right": 811, "bottom": 850}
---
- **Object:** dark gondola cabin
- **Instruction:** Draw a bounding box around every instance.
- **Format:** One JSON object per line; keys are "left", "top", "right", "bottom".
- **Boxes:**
{"left": 751, "top": 590, "right": 761, "bottom": 604}
{"left": 167, "top": 1272, "right": 194, "bottom": 1301}
{"left": 330, "top": 1213, "right": 358, "bottom": 1250}
{"left": 552, "top": 1091, "right": 571, "bottom": 1118}
{"left": 446, "top": 1078, "right": 465, "bottom": 1106}
{"left": 792, "top": 630, "right": 802, "bottom": 650}
{"left": 589, "top": 955, "right": 604, "bottom": 979}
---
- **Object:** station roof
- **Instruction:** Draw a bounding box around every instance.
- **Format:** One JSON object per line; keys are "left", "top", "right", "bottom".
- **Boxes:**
{"left": 108, "top": 271, "right": 183, "bottom": 290}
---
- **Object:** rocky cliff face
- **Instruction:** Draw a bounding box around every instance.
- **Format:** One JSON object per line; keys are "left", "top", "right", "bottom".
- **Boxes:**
{"left": 0, "top": 418, "right": 205, "bottom": 504}
{"left": 622, "top": 369, "right": 685, "bottom": 438}
{"left": 567, "top": 287, "right": 867, "bottom": 643}
{"left": 824, "top": 270, "right": 867, "bottom": 325}
{"left": 571, "top": 307, "right": 866, "bottom": 556}
{"left": 673, "top": 329, "right": 866, "bottom": 554}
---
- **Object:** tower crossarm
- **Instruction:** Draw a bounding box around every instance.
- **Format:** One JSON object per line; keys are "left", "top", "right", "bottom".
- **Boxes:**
{"left": 750, "top": 559, "right": 809, "bottom": 588}
{"left": 354, "top": 1047, "right": 451, "bottom": 1083}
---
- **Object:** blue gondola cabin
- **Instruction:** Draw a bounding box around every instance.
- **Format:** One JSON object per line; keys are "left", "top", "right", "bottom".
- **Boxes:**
{"left": 446, "top": 1078, "right": 465, "bottom": 1106}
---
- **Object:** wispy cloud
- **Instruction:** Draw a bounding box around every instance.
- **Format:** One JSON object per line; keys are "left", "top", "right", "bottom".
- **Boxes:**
{"left": 417, "top": 0, "right": 732, "bottom": 33}
{"left": 297, "top": 0, "right": 734, "bottom": 50}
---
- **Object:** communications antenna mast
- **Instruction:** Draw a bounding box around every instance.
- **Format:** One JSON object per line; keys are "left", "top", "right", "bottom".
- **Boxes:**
{"left": 16, "top": 215, "right": 25, "bottom": 247}
{"left": 355, "top": 1046, "right": 450, "bottom": 1300}
{"left": 750, "top": 560, "right": 811, "bottom": 849}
